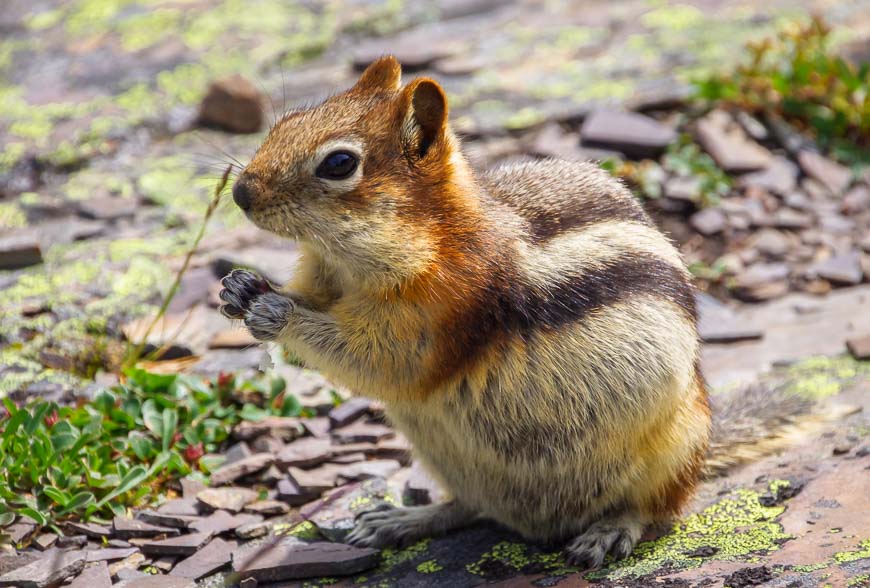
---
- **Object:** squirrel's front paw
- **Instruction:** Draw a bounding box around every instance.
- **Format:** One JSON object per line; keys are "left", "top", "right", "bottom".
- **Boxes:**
{"left": 219, "top": 269, "right": 294, "bottom": 341}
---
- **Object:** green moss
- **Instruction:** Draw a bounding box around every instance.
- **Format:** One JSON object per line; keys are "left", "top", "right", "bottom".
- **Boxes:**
{"left": 848, "top": 574, "right": 869, "bottom": 586}
{"left": 27, "top": 9, "right": 65, "bottom": 31}
{"left": 376, "top": 539, "right": 431, "bottom": 574}
{"left": 416, "top": 559, "right": 443, "bottom": 574}
{"left": 118, "top": 8, "right": 182, "bottom": 52}
{"left": 641, "top": 4, "right": 704, "bottom": 31}
{"left": 0, "top": 203, "right": 27, "bottom": 229}
{"left": 285, "top": 520, "right": 323, "bottom": 541}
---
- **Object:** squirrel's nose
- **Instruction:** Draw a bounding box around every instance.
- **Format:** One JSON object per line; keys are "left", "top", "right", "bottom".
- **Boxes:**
{"left": 232, "top": 176, "right": 254, "bottom": 211}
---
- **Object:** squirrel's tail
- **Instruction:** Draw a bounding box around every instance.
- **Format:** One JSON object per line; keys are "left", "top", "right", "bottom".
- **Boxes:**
{"left": 703, "top": 382, "right": 858, "bottom": 477}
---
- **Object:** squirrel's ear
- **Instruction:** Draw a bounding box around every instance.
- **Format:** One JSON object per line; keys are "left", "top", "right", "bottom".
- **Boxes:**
{"left": 355, "top": 55, "right": 402, "bottom": 92}
{"left": 400, "top": 78, "right": 448, "bottom": 159}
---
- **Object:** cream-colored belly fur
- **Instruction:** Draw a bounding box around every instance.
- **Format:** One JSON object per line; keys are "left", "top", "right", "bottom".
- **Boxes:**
{"left": 385, "top": 298, "right": 707, "bottom": 540}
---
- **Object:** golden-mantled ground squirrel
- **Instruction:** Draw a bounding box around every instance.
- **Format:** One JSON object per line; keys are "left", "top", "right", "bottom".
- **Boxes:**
{"left": 219, "top": 56, "right": 820, "bottom": 567}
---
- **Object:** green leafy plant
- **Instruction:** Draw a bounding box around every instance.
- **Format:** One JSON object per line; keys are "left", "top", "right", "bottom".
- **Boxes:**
{"left": 694, "top": 15, "right": 869, "bottom": 166}
{"left": 0, "top": 367, "right": 305, "bottom": 533}
{"left": 662, "top": 137, "right": 732, "bottom": 207}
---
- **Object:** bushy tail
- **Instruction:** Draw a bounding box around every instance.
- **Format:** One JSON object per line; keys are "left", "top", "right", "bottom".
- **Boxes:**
{"left": 703, "top": 383, "right": 859, "bottom": 477}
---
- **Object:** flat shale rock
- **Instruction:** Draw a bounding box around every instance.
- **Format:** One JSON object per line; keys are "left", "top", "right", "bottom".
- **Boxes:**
{"left": 76, "top": 196, "right": 137, "bottom": 220}
{"left": 140, "top": 532, "right": 211, "bottom": 556}
{"left": 328, "top": 398, "right": 371, "bottom": 429}
{"left": 695, "top": 112, "right": 772, "bottom": 172}
{"left": 233, "top": 417, "right": 304, "bottom": 441}
{"left": 731, "top": 263, "right": 791, "bottom": 302}
{"left": 210, "top": 453, "right": 275, "bottom": 485}
{"left": 232, "top": 539, "right": 379, "bottom": 581}
{"left": 277, "top": 437, "right": 333, "bottom": 468}
{"left": 198, "top": 74, "right": 263, "bottom": 134}
{"left": 288, "top": 464, "right": 342, "bottom": 493}
{"left": 67, "top": 561, "right": 111, "bottom": 588}
{"left": 113, "top": 516, "right": 180, "bottom": 539}
{"left": 0, "top": 549, "right": 86, "bottom": 588}
{"left": 579, "top": 110, "right": 676, "bottom": 159}
{"left": 797, "top": 150, "right": 852, "bottom": 195}
{"left": 0, "top": 228, "right": 42, "bottom": 269}
{"left": 332, "top": 421, "right": 395, "bottom": 444}
{"left": 811, "top": 252, "right": 863, "bottom": 285}
{"left": 337, "top": 459, "right": 402, "bottom": 482}
{"left": 197, "top": 487, "right": 259, "bottom": 513}
{"left": 846, "top": 335, "right": 870, "bottom": 360}
{"left": 86, "top": 547, "right": 139, "bottom": 562}
{"left": 137, "top": 509, "right": 200, "bottom": 529}
{"left": 189, "top": 509, "right": 243, "bottom": 535}
{"left": 404, "top": 463, "right": 445, "bottom": 506}
{"left": 114, "top": 576, "right": 195, "bottom": 588}
{"left": 277, "top": 477, "right": 322, "bottom": 506}
{"left": 738, "top": 155, "right": 798, "bottom": 195}
{"left": 0, "top": 552, "right": 39, "bottom": 575}
{"left": 169, "top": 537, "right": 233, "bottom": 579}
{"left": 689, "top": 207, "right": 727, "bottom": 236}
{"left": 208, "top": 328, "right": 259, "bottom": 349}
{"left": 157, "top": 497, "right": 202, "bottom": 517}
{"left": 244, "top": 500, "right": 291, "bottom": 516}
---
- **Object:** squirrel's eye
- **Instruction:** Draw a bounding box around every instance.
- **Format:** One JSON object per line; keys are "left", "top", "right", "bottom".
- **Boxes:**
{"left": 316, "top": 150, "right": 358, "bottom": 180}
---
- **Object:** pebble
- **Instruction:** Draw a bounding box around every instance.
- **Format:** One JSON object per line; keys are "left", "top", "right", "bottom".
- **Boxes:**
{"left": 695, "top": 111, "right": 772, "bottom": 172}
{"left": 797, "top": 150, "right": 852, "bottom": 195}
{"left": 738, "top": 156, "right": 798, "bottom": 195}
{"left": 231, "top": 539, "right": 380, "bottom": 582}
{"left": 841, "top": 185, "right": 870, "bottom": 214}
{"left": 753, "top": 229, "right": 792, "bottom": 258}
{"left": 846, "top": 335, "right": 870, "bottom": 360}
{"left": 689, "top": 208, "right": 727, "bottom": 236}
{"left": 811, "top": 252, "right": 863, "bottom": 285}
{"left": 198, "top": 75, "right": 264, "bottom": 134}
{"left": 76, "top": 196, "right": 138, "bottom": 220}
{"left": 197, "top": 487, "right": 259, "bottom": 513}
{"left": 579, "top": 110, "right": 677, "bottom": 159}
{"left": 0, "top": 228, "right": 43, "bottom": 270}
{"left": 169, "top": 538, "right": 233, "bottom": 580}
{"left": 328, "top": 398, "right": 372, "bottom": 429}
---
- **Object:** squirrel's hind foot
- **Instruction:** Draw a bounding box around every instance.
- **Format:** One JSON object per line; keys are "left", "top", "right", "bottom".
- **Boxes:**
{"left": 346, "top": 501, "right": 474, "bottom": 549}
{"left": 564, "top": 513, "right": 645, "bottom": 569}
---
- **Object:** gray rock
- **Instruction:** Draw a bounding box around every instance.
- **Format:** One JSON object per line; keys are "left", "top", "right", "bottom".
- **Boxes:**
{"left": 404, "top": 463, "right": 443, "bottom": 506}
{"left": 158, "top": 497, "right": 202, "bottom": 517}
{"left": 231, "top": 539, "right": 379, "bottom": 581}
{"left": 277, "top": 477, "right": 321, "bottom": 506}
{"left": 86, "top": 548, "right": 139, "bottom": 563}
{"left": 579, "top": 110, "right": 676, "bottom": 159}
{"left": 797, "top": 150, "right": 852, "bottom": 195}
{"left": 288, "top": 465, "right": 342, "bottom": 494}
{"left": 140, "top": 532, "right": 211, "bottom": 556}
{"left": 0, "top": 553, "right": 39, "bottom": 576}
{"left": 338, "top": 459, "right": 402, "bottom": 482}
{"left": 76, "top": 196, "right": 137, "bottom": 220}
{"left": 0, "top": 228, "right": 42, "bottom": 269}
{"left": 232, "top": 417, "right": 304, "bottom": 441}
{"left": 753, "top": 229, "right": 792, "bottom": 259}
{"left": 695, "top": 112, "right": 772, "bottom": 172}
{"left": 328, "top": 398, "right": 371, "bottom": 429}
{"left": 731, "top": 263, "right": 791, "bottom": 302}
{"left": 66, "top": 521, "right": 111, "bottom": 539}
{"left": 811, "top": 252, "right": 863, "bottom": 286}
{"left": 113, "top": 516, "right": 180, "bottom": 539}
{"left": 738, "top": 156, "right": 798, "bottom": 195}
{"left": 188, "top": 510, "right": 242, "bottom": 535}
{"left": 841, "top": 185, "right": 870, "bottom": 214}
{"left": 198, "top": 75, "right": 263, "bottom": 134}
{"left": 5, "top": 521, "right": 37, "bottom": 545}
{"left": 664, "top": 176, "right": 700, "bottom": 202}
{"left": 244, "top": 500, "right": 290, "bottom": 516}
{"left": 302, "top": 417, "right": 332, "bottom": 438}
{"left": 0, "top": 549, "right": 86, "bottom": 588}
{"left": 196, "top": 487, "right": 259, "bottom": 513}
{"left": 210, "top": 453, "right": 275, "bottom": 485}
{"left": 689, "top": 208, "right": 727, "bottom": 236}
{"left": 113, "top": 576, "right": 195, "bottom": 588}
{"left": 169, "top": 537, "right": 233, "bottom": 579}
{"left": 137, "top": 509, "right": 200, "bottom": 529}
{"left": 67, "top": 561, "right": 111, "bottom": 588}
{"left": 846, "top": 335, "right": 870, "bottom": 360}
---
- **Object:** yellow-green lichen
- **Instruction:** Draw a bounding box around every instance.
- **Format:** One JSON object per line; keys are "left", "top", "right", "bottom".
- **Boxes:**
{"left": 847, "top": 574, "right": 869, "bottom": 586}
{"left": 416, "top": 559, "right": 443, "bottom": 574}
{"left": 784, "top": 356, "right": 870, "bottom": 399}
{"left": 589, "top": 481, "right": 794, "bottom": 580}
{"left": 835, "top": 540, "right": 870, "bottom": 564}
{"left": 0, "top": 203, "right": 27, "bottom": 229}
{"left": 285, "top": 520, "right": 322, "bottom": 541}
{"left": 375, "top": 539, "right": 431, "bottom": 574}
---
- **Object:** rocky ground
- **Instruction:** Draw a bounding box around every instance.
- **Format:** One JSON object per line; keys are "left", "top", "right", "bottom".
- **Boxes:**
{"left": 1, "top": 0, "right": 869, "bottom": 586}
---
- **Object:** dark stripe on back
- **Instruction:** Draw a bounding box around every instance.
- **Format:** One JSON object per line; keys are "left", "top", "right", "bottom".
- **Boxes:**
{"left": 436, "top": 252, "right": 696, "bottom": 383}
{"left": 524, "top": 198, "right": 650, "bottom": 243}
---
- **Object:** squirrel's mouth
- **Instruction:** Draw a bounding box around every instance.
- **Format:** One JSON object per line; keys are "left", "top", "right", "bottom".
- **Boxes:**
{"left": 246, "top": 203, "right": 306, "bottom": 241}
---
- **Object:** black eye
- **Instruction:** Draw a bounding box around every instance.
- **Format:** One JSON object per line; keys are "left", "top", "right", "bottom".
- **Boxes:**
{"left": 316, "top": 150, "right": 358, "bottom": 180}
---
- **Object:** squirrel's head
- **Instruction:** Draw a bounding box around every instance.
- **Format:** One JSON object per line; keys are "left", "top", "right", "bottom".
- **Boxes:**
{"left": 234, "top": 56, "right": 477, "bottom": 288}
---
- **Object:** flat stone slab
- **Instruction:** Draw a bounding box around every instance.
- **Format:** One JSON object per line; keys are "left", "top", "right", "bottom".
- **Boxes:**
{"left": 113, "top": 516, "right": 180, "bottom": 539}
{"left": 113, "top": 576, "right": 195, "bottom": 588}
{"left": 0, "top": 550, "right": 86, "bottom": 588}
{"left": 196, "top": 487, "right": 259, "bottom": 513}
{"left": 67, "top": 561, "right": 111, "bottom": 588}
{"left": 169, "top": 537, "right": 233, "bottom": 579}
{"left": 579, "top": 110, "right": 676, "bottom": 158}
{"left": 232, "top": 539, "right": 380, "bottom": 581}
{"left": 276, "top": 437, "right": 333, "bottom": 468}
{"left": 140, "top": 532, "right": 211, "bottom": 556}
{"left": 209, "top": 452, "right": 275, "bottom": 485}
{"left": 328, "top": 397, "right": 372, "bottom": 429}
